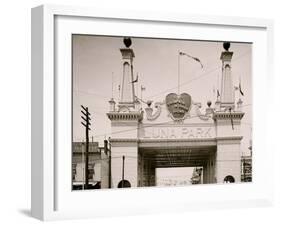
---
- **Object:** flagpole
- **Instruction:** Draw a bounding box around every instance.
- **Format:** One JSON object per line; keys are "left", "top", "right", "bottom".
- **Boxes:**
{"left": 136, "top": 73, "right": 139, "bottom": 98}
{"left": 141, "top": 85, "right": 145, "bottom": 109}
{"left": 178, "top": 51, "right": 203, "bottom": 95}
{"left": 141, "top": 86, "right": 143, "bottom": 106}
{"left": 178, "top": 51, "right": 180, "bottom": 94}
{"left": 141, "top": 85, "right": 142, "bottom": 109}
{"left": 239, "top": 76, "right": 241, "bottom": 100}
{"left": 217, "top": 73, "right": 219, "bottom": 101}
{"left": 111, "top": 72, "right": 114, "bottom": 99}
{"left": 212, "top": 86, "right": 214, "bottom": 101}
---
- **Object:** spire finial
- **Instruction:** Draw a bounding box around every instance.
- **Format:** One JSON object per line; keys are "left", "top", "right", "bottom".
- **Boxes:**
{"left": 123, "top": 37, "right": 132, "bottom": 48}
{"left": 223, "top": 42, "right": 231, "bottom": 51}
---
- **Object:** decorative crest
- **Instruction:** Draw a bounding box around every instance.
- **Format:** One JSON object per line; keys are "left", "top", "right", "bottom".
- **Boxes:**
{"left": 166, "top": 93, "right": 191, "bottom": 121}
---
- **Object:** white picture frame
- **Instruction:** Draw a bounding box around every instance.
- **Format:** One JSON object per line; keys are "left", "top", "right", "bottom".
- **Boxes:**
{"left": 31, "top": 4, "right": 274, "bottom": 221}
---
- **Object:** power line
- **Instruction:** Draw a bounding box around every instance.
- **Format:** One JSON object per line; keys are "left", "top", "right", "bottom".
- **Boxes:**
{"left": 73, "top": 89, "right": 111, "bottom": 100}
{"left": 73, "top": 104, "right": 252, "bottom": 142}
{"left": 145, "top": 50, "right": 251, "bottom": 100}
{"left": 73, "top": 50, "right": 252, "bottom": 140}
{"left": 91, "top": 117, "right": 193, "bottom": 138}
{"left": 241, "top": 122, "right": 252, "bottom": 126}
{"left": 88, "top": 104, "right": 252, "bottom": 139}
{"left": 72, "top": 51, "right": 251, "bottom": 103}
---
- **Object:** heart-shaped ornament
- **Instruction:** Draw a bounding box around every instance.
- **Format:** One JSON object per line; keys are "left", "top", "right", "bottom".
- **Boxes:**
{"left": 166, "top": 93, "right": 191, "bottom": 120}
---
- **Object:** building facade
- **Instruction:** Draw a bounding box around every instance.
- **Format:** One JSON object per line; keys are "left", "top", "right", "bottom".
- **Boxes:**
{"left": 241, "top": 155, "right": 252, "bottom": 182}
{"left": 241, "top": 141, "right": 252, "bottom": 182}
{"left": 72, "top": 142, "right": 109, "bottom": 189}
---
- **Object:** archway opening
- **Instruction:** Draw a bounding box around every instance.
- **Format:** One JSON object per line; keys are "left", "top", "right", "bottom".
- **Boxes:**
{"left": 224, "top": 175, "right": 235, "bottom": 183}
{"left": 118, "top": 180, "right": 131, "bottom": 188}
{"left": 156, "top": 167, "right": 203, "bottom": 186}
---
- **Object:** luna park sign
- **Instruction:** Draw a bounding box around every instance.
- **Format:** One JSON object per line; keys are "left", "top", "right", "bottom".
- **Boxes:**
{"left": 140, "top": 126, "right": 214, "bottom": 139}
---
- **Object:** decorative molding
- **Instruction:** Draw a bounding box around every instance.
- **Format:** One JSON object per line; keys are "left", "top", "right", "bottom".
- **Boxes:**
{"left": 140, "top": 122, "right": 215, "bottom": 128}
{"left": 145, "top": 101, "right": 163, "bottom": 121}
{"left": 216, "top": 136, "right": 243, "bottom": 141}
{"left": 216, "top": 136, "right": 243, "bottom": 145}
{"left": 109, "top": 138, "right": 139, "bottom": 147}
{"left": 191, "top": 102, "right": 212, "bottom": 121}
{"left": 195, "top": 106, "right": 212, "bottom": 121}
{"left": 139, "top": 138, "right": 216, "bottom": 143}
{"left": 213, "top": 112, "right": 244, "bottom": 120}
{"left": 107, "top": 111, "right": 143, "bottom": 121}
{"left": 110, "top": 137, "right": 217, "bottom": 148}
{"left": 109, "top": 136, "right": 243, "bottom": 147}
{"left": 111, "top": 121, "right": 139, "bottom": 127}
{"left": 139, "top": 139, "right": 217, "bottom": 148}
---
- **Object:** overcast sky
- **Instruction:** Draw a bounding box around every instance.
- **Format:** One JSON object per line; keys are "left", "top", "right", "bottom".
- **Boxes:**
{"left": 72, "top": 35, "right": 252, "bottom": 156}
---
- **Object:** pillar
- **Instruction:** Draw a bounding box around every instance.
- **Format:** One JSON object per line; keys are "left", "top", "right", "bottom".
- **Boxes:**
{"left": 220, "top": 42, "right": 235, "bottom": 109}
{"left": 214, "top": 112, "right": 244, "bottom": 183}
{"left": 107, "top": 38, "right": 143, "bottom": 188}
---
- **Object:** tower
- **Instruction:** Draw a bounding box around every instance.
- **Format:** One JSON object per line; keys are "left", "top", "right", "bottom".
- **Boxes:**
{"left": 119, "top": 38, "right": 136, "bottom": 111}
{"left": 220, "top": 42, "right": 235, "bottom": 109}
{"left": 213, "top": 42, "right": 244, "bottom": 183}
{"left": 107, "top": 38, "right": 143, "bottom": 188}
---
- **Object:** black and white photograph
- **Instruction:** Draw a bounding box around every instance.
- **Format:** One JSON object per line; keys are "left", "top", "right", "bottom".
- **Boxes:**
{"left": 1, "top": 0, "right": 280, "bottom": 223}
{"left": 72, "top": 35, "right": 252, "bottom": 190}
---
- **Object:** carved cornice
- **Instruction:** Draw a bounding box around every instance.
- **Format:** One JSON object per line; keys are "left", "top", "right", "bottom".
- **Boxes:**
{"left": 110, "top": 138, "right": 217, "bottom": 148}
{"left": 139, "top": 138, "right": 216, "bottom": 144}
{"left": 213, "top": 112, "right": 244, "bottom": 120}
{"left": 109, "top": 138, "right": 138, "bottom": 147}
{"left": 216, "top": 136, "right": 243, "bottom": 145}
{"left": 107, "top": 112, "right": 143, "bottom": 121}
{"left": 139, "top": 139, "right": 217, "bottom": 148}
{"left": 109, "top": 136, "right": 243, "bottom": 147}
{"left": 111, "top": 121, "right": 138, "bottom": 126}
{"left": 217, "top": 136, "right": 243, "bottom": 140}
{"left": 220, "top": 51, "right": 233, "bottom": 61}
{"left": 120, "top": 48, "right": 135, "bottom": 58}
{"left": 110, "top": 138, "right": 138, "bottom": 143}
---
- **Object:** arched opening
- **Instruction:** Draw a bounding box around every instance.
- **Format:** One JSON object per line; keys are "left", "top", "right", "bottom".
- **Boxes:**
{"left": 117, "top": 180, "right": 131, "bottom": 188}
{"left": 223, "top": 175, "right": 235, "bottom": 183}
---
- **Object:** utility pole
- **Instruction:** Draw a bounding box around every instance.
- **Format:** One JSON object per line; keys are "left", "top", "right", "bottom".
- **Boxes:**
{"left": 122, "top": 155, "right": 125, "bottom": 188}
{"left": 81, "top": 141, "right": 85, "bottom": 190}
{"left": 242, "top": 158, "right": 244, "bottom": 182}
{"left": 104, "top": 140, "right": 111, "bottom": 188}
{"left": 109, "top": 142, "right": 111, "bottom": 188}
{"left": 104, "top": 139, "right": 112, "bottom": 188}
{"left": 81, "top": 105, "right": 91, "bottom": 189}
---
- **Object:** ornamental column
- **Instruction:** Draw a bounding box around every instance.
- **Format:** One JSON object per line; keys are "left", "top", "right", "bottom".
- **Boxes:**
{"left": 214, "top": 42, "right": 244, "bottom": 184}
{"left": 220, "top": 42, "right": 235, "bottom": 109}
{"left": 107, "top": 38, "right": 143, "bottom": 188}
{"left": 119, "top": 37, "right": 136, "bottom": 109}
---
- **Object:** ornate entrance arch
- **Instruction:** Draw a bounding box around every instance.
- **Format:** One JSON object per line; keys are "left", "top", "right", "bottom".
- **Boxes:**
{"left": 107, "top": 39, "right": 244, "bottom": 188}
